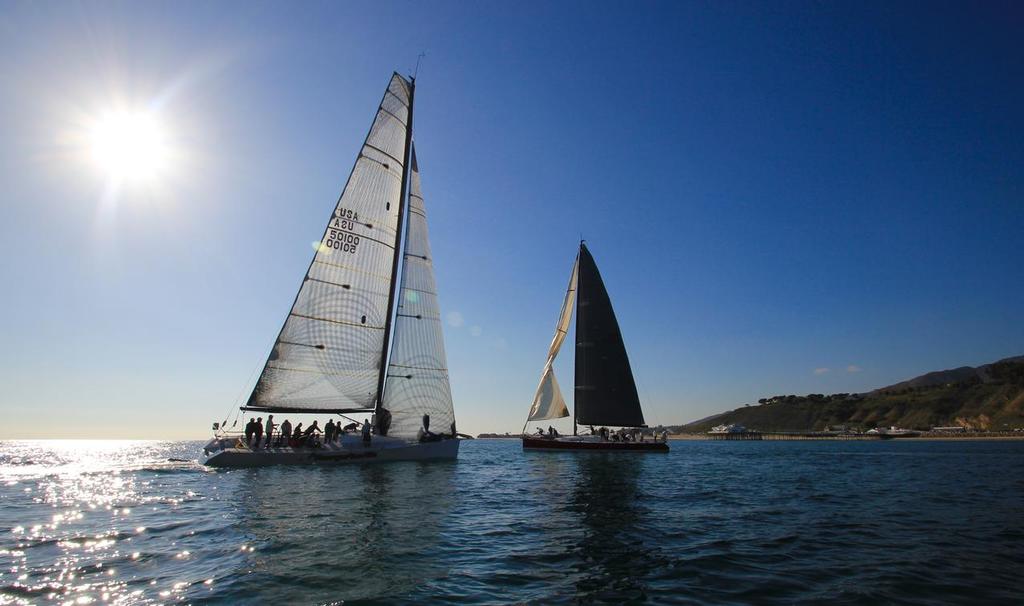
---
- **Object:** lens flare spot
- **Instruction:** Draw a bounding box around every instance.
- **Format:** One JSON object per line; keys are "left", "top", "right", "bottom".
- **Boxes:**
{"left": 312, "top": 241, "right": 333, "bottom": 255}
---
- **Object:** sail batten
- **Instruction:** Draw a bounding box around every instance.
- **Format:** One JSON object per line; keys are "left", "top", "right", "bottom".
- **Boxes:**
{"left": 245, "top": 73, "right": 412, "bottom": 413}
{"left": 380, "top": 145, "right": 456, "bottom": 439}
{"left": 574, "top": 243, "right": 645, "bottom": 427}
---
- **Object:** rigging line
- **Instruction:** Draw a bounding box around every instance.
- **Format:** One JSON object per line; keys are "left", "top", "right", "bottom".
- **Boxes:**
{"left": 289, "top": 311, "right": 386, "bottom": 330}
{"left": 414, "top": 52, "right": 426, "bottom": 79}
{"left": 312, "top": 258, "right": 391, "bottom": 281}
{"left": 226, "top": 342, "right": 277, "bottom": 421}
{"left": 335, "top": 413, "right": 368, "bottom": 428}
{"left": 363, "top": 143, "right": 404, "bottom": 168}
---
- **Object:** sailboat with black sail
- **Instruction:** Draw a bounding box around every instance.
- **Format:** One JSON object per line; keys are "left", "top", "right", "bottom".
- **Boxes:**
{"left": 203, "top": 73, "right": 458, "bottom": 466}
{"left": 521, "top": 243, "right": 668, "bottom": 452}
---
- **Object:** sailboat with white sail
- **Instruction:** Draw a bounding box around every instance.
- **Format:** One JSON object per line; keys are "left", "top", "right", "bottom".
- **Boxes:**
{"left": 522, "top": 243, "right": 668, "bottom": 452}
{"left": 203, "top": 73, "right": 458, "bottom": 467}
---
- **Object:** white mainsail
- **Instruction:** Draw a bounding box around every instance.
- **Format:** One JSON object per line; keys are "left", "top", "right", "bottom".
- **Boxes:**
{"left": 381, "top": 145, "right": 456, "bottom": 438}
{"left": 527, "top": 256, "right": 579, "bottom": 421}
{"left": 246, "top": 74, "right": 412, "bottom": 412}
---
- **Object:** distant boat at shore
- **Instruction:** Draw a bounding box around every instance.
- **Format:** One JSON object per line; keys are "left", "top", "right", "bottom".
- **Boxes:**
{"left": 866, "top": 427, "right": 921, "bottom": 439}
{"left": 709, "top": 423, "right": 747, "bottom": 434}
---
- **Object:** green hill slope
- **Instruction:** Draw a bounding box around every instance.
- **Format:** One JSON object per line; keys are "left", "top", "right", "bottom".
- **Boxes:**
{"left": 682, "top": 358, "right": 1024, "bottom": 433}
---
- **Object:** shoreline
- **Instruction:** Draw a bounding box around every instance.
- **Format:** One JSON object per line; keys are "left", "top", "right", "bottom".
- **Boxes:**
{"left": 667, "top": 432, "right": 1024, "bottom": 441}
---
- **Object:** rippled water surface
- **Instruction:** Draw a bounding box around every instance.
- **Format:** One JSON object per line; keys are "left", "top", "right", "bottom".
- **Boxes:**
{"left": 1, "top": 439, "right": 1023, "bottom": 604}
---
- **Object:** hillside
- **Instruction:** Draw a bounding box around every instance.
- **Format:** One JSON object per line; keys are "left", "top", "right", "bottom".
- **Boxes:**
{"left": 682, "top": 357, "right": 1024, "bottom": 433}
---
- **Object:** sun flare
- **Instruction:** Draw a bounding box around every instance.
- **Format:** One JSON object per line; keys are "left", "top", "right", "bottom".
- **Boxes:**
{"left": 90, "top": 111, "right": 168, "bottom": 180}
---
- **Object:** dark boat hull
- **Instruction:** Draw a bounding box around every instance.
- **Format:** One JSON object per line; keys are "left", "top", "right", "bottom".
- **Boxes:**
{"left": 521, "top": 436, "right": 669, "bottom": 452}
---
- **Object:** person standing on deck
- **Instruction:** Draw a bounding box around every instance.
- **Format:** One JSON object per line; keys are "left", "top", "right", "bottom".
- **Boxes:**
{"left": 279, "top": 419, "right": 292, "bottom": 447}
{"left": 244, "top": 418, "right": 255, "bottom": 446}
{"left": 264, "top": 415, "right": 275, "bottom": 449}
{"left": 324, "top": 419, "right": 336, "bottom": 444}
{"left": 254, "top": 417, "right": 263, "bottom": 448}
{"left": 361, "top": 418, "right": 371, "bottom": 445}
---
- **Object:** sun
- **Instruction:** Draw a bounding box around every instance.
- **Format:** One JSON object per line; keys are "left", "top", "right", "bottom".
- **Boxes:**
{"left": 90, "top": 111, "right": 168, "bottom": 181}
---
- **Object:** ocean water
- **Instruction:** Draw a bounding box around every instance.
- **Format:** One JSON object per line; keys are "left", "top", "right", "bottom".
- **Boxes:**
{"left": 1, "top": 439, "right": 1022, "bottom": 605}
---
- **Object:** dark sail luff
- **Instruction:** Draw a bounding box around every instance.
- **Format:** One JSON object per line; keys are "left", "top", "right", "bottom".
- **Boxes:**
{"left": 573, "top": 243, "right": 646, "bottom": 427}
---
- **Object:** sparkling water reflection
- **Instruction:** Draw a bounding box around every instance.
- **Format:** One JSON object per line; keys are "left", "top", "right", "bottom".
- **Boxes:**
{"left": 1, "top": 439, "right": 1022, "bottom": 604}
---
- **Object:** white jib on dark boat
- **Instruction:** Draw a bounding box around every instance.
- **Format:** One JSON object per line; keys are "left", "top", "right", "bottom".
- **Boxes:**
{"left": 203, "top": 73, "right": 459, "bottom": 466}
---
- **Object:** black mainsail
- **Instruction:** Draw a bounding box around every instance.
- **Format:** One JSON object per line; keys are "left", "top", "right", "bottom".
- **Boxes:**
{"left": 573, "top": 243, "right": 645, "bottom": 428}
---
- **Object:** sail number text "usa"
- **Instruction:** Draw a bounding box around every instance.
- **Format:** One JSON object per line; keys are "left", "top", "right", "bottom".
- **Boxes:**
{"left": 325, "top": 208, "right": 360, "bottom": 254}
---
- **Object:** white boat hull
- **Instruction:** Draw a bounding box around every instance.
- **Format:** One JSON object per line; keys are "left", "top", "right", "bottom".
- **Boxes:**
{"left": 202, "top": 434, "right": 460, "bottom": 467}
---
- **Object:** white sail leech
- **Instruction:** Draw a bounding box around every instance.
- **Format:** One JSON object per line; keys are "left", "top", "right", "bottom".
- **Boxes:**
{"left": 527, "top": 256, "right": 579, "bottom": 421}
{"left": 246, "top": 74, "right": 411, "bottom": 412}
{"left": 381, "top": 145, "right": 456, "bottom": 439}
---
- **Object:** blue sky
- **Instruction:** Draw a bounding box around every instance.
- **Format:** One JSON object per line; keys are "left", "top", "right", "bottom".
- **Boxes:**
{"left": 1, "top": 1, "right": 1021, "bottom": 438}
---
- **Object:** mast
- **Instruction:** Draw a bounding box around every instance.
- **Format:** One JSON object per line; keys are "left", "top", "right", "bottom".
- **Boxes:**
{"left": 574, "top": 241, "right": 582, "bottom": 436}
{"left": 376, "top": 75, "right": 415, "bottom": 414}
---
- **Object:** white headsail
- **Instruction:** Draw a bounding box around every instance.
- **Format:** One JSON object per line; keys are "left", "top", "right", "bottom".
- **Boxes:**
{"left": 246, "top": 74, "right": 412, "bottom": 412}
{"left": 381, "top": 145, "right": 456, "bottom": 438}
{"left": 527, "top": 256, "right": 579, "bottom": 421}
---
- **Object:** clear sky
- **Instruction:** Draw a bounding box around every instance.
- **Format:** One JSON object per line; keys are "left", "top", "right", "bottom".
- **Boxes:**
{"left": 1, "top": 1, "right": 1021, "bottom": 439}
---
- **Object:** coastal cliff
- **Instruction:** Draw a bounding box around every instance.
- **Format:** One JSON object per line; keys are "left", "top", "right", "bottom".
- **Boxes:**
{"left": 682, "top": 356, "right": 1024, "bottom": 433}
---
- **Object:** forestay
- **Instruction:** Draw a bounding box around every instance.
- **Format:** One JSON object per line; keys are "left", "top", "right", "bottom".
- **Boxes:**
{"left": 246, "top": 74, "right": 412, "bottom": 412}
{"left": 381, "top": 146, "right": 456, "bottom": 439}
{"left": 527, "top": 256, "right": 578, "bottom": 421}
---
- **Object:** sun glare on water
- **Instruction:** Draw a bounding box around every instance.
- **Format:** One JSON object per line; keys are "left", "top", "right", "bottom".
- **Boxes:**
{"left": 90, "top": 111, "right": 168, "bottom": 181}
